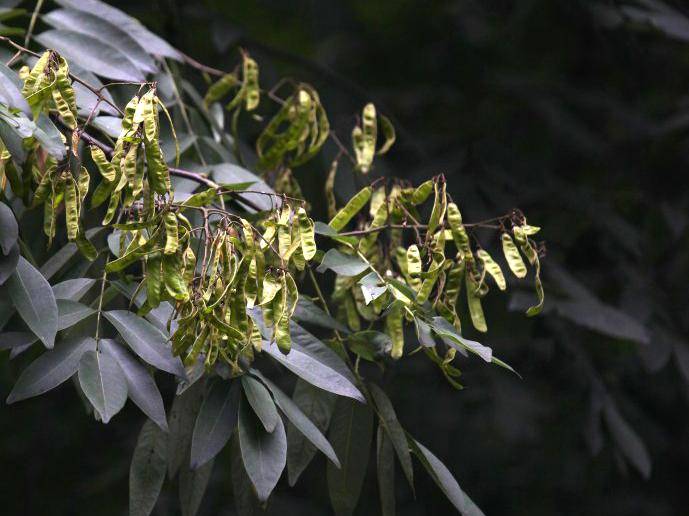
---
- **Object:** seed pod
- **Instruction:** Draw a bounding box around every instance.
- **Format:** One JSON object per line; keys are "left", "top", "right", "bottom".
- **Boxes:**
{"left": 146, "top": 255, "right": 163, "bottom": 308}
{"left": 43, "top": 193, "right": 55, "bottom": 241}
{"left": 344, "top": 294, "right": 360, "bottom": 332}
{"left": 163, "top": 212, "right": 179, "bottom": 255}
{"left": 75, "top": 231, "right": 97, "bottom": 261}
{"left": 203, "top": 73, "right": 238, "bottom": 107}
{"left": 377, "top": 114, "right": 396, "bottom": 155}
{"left": 501, "top": 233, "right": 527, "bottom": 278}
{"left": 477, "top": 249, "right": 506, "bottom": 291}
{"left": 163, "top": 252, "right": 189, "bottom": 301}
{"left": 144, "top": 140, "right": 170, "bottom": 194}
{"left": 465, "top": 272, "right": 487, "bottom": 332}
{"left": 260, "top": 272, "right": 282, "bottom": 306}
{"left": 411, "top": 180, "right": 433, "bottom": 205}
{"left": 142, "top": 91, "right": 158, "bottom": 142}
{"left": 386, "top": 301, "right": 404, "bottom": 359}
{"left": 120, "top": 96, "right": 139, "bottom": 135}
{"left": 359, "top": 201, "right": 388, "bottom": 255}
{"left": 51, "top": 86, "right": 76, "bottom": 129}
{"left": 77, "top": 166, "right": 90, "bottom": 208}
{"left": 427, "top": 180, "right": 447, "bottom": 235}
{"left": 64, "top": 178, "right": 79, "bottom": 241}
{"left": 122, "top": 144, "right": 139, "bottom": 194}
{"left": 243, "top": 55, "right": 260, "bottom": 111}
{"left": 444, "top": 257, "right": 465, "bottom": 306}
{"left": 406, "top": 245, "right": 422, "bottom": 276}
{"left": 329, "top": 186, "right": 372, "bottom": 231}
{"left": 352, "top": 103, "right": 377, "bottom": 173}
{"left": 297, "top": 207, "right": 316, "bottom": 260}
{"left": 102, "top": 190, "right": 121, "bottom": 225}
{"left": 31, "top": 165, "right": 55, "bottom": 207}
{"left": 325, "top": 159, "right": 338, "bottom": 220}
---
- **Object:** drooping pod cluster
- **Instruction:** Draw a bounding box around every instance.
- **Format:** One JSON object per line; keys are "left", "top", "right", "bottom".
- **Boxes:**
{"left": 164, "top": 201, "right": 318, "bottom": 372}
{"left": 21, "top": 50, "right": 78, "bottom": 128}
{"left": 16, "top": 51, "right": 96, "bottom": 255}
{"left": 319, "top": 173, "right": 544, "bottom": 383}
{"left": 90, "top": 88, "right": 172, "bottom": 226}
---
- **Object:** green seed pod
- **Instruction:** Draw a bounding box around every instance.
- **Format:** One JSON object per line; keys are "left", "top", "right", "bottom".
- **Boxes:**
{"left": 146, "top": 255, "right": 163, "bottom": 308}
{"left": 465, "top": 272, "right": 487, "bottom": 332}
{"left": 501, "top": 233, "right": 527, "bottom": 278}
{"left": 325, "top": 159, "right": 338, "bottom": 220}
{"left": 163, "top": 252, "right": 190, "bottom": 301}
{"left": 411, "top": 179, "right": 434, "bottom": 205}
{"left": 329, "top": 186, "right": 372, "bottom": 231}
{"left": 297, "top": 207, "right": 316, "bottom": 260}
{"left": 163, "top": 212, "right": 179, "bottom": 255}
{"left": 352, "top": 103, "right": 377, "bottom": 173}
{"left": 477, "top": 249, "right": 506, "bottom": 291}
{"left": 243, "top": 56, "right": 260, "bottom": 111}
{"left": 64, "top": 178, "right": 79, "bottom": 241}
{"left": 203, "top": 73, "right": 238, "bottom": 107}
{"left": 386, "top": 301, "right": 404, "bottom": 359}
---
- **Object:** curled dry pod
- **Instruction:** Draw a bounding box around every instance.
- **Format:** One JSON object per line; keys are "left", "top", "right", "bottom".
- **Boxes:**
{"left": 329, "top": 186, "right": 372, "bottom": 231}
{"left": 501, "top": 233, "right": 527, "bottom": 278}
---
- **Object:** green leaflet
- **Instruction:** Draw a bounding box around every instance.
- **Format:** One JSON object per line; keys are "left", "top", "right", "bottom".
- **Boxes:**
{"left": 297, "top": 207, "right": 317, "bottom": 261}
{"left": 163, "top": 212, "right": 179, "bottom": 255}
{"left": 411, "top": 179, "right": 433, "bottom": 205}
{"left": 386, "top": 301, "right": 405, "bottom": 359}
{"left": 163, "top": 252, "right": 189, "bottom": 301}
{"left": 477, "top": 249, "right": 506, "bottom": 291}
{"left": 203, "top": 73, "right": 238, "bottom": 107}
{"left": 427, "top": 180, "right": 447, "bottom": 236}
{"left": 352, "top": 103, "right": 377, "bottom": 173}
{"left": 501, "top": 233, "right": 527, "bottom": 278}
{"left": 329, "top": 186, "right": 372, "bottom": 231}
{"left": 64, "top": 178, "right": 78, "bottom": 241}
{"left": 377, "top": 114, "right": 396, "bottom": 155}
{"left": 466, "top": 273, "right": 487, "bottom": 332}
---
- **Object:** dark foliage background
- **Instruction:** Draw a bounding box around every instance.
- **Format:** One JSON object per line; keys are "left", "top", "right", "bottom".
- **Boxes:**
{"left": 2, "top": 0, "right": 689, "bottom": 514}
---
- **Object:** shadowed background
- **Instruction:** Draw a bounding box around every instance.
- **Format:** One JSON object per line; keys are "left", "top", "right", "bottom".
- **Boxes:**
{"left": 2, "top": 0, "right": 689, "bottom": 514}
